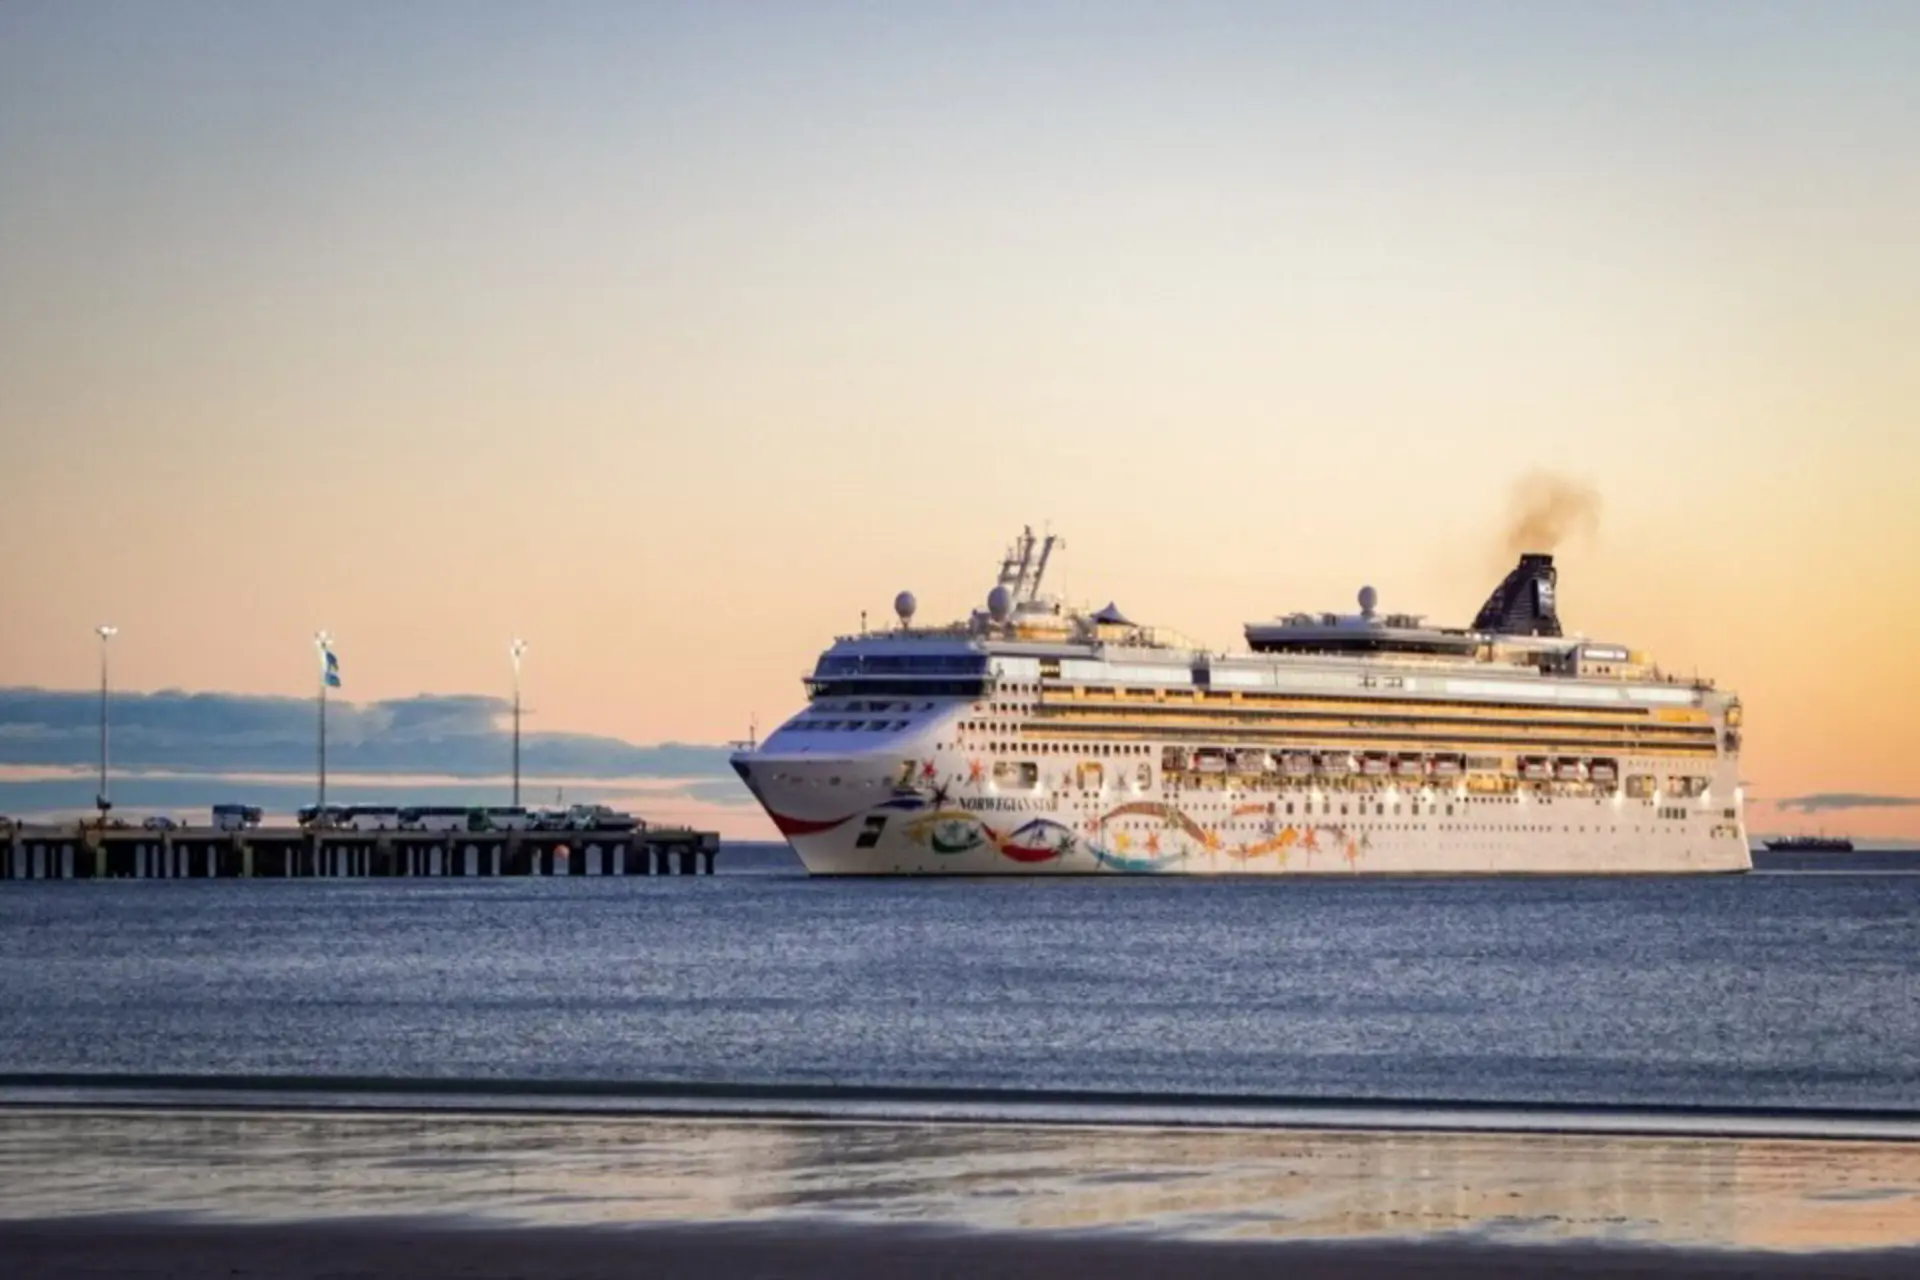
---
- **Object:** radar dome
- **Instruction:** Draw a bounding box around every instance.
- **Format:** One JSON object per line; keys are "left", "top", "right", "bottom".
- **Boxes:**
{"left": 893, "top": 591, "right": 917, "bottom": 623}
{"left": 987, "top": 585, "right": 1013, "bottom": 622}
{"left": 1358, "top": 585, "right": 1379, "bottom": 615}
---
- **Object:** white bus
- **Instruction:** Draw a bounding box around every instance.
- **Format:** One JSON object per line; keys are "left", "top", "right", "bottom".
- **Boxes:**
{"left": 340, "top": 805, "right": 402, "bottom": 832}
{"left": 211, "top": 804, "right": 263, "bottom": 831}
{"left": 396, "top": 806, "right": 534, "bottom": 832}
{"left": 482, "top": 807, "right": 532, "bottom": 832}
{"left": 400, "top": 806, "right": 471, "bottom": 833}
{"left": 296, "top": 804, "right": 349, "bottom": 829}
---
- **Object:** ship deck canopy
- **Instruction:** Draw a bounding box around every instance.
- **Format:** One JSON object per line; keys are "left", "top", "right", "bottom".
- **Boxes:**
{"left": 1243, "top": 616, "right": 1481, "bottom": 657}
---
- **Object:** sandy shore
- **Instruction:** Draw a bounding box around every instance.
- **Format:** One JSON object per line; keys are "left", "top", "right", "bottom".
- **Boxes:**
{"left": 6, "top": 1220, "right": 1920, "bottom": 1280}
{"left": 6, "top": 1105, "right": 1920, "bottom": 1273}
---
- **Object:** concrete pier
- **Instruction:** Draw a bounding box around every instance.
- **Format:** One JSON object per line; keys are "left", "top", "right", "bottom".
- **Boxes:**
{"left": 0, "top": 824, "right": 721, "bottom": 883}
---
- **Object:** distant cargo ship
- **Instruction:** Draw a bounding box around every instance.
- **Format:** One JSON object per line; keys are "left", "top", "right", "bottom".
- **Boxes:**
{"left": 731, "top": 526, "right": 1749, "bottom": 876}
{"left": 1762, "top": 835, "right": 1855, "bottom": 853}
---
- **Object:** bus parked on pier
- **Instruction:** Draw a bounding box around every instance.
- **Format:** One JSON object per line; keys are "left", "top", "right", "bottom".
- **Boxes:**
{"left": 211, "top": 804, "right": 263, "bottom": 831}
{"left": 398, "top": 806, "right": 534, "bottom": 832}
{"left": 339, "top": 805, "right": 402, "bottom": 832}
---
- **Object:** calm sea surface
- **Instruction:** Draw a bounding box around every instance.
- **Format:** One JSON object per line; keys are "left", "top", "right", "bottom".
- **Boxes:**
{"left": 1, "top": 849, "right": 1916, "bottom": 1112}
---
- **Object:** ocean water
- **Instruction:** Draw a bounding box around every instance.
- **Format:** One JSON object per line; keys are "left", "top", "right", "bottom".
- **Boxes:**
{"left": 1, "top": 851, "right": 1917, "bottom": 1112}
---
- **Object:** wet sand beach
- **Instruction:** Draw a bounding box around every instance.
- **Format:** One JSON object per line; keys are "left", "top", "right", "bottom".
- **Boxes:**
{"left": 3, "top": 1106, "right": 1919, "bottom": 1277}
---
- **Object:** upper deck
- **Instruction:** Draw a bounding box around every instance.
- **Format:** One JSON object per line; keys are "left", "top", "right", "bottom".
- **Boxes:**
{"left": 801, "top": 529, "right": 1729, "bottom": 716}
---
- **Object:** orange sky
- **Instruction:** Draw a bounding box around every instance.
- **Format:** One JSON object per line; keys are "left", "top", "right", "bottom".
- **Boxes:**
{"left": 1, "top": 4, "right": 1916, "bottom": 838}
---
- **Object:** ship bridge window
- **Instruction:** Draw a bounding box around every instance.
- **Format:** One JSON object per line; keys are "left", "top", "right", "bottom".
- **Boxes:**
{"left": 811, "top": 677, "right": 987, "bottom": 699}
{"left": 814, "top": 653, "right": 989, "bottom": 677}
{"left": 808, "top": 653, "right": 990, "bottom": 700}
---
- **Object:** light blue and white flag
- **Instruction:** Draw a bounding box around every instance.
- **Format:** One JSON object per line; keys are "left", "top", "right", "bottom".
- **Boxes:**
{"left": 323, "top": 647, "right": 341, "bottom": 688}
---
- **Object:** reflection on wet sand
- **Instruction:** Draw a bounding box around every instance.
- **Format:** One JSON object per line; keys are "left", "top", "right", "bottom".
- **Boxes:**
{"left": 1, "top": 1108, "right": 1916, "bottom": 1252}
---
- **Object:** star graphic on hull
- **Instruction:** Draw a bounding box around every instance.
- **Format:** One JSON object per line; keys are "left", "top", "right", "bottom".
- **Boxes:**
{"left": 929, "top": 781, "right": 952, "bottom": 808}
{"left": 921, "top": 759, "right": 938, "bottom": 781}
{"left": 968, "top": 759, "right": 985, "bottom": 786}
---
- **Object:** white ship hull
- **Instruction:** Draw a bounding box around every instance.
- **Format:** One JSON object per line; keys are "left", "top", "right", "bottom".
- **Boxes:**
{"left": 739, "top": 748, "right": 1750, "bottom": 876}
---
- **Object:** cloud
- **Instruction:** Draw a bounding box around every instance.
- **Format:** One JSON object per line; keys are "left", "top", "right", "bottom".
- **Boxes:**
{"left": 676, "top": 777, "right": 759, "bottom": 808}
{"left": 0, "top": 687, "right": 733, "bottom": 780}
{"left": 1774, "top": 793, "right": 1920, "bottom": 814}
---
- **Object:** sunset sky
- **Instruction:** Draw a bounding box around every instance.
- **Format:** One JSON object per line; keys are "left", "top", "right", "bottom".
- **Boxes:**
{"left": 2, "top": 2, "right": 1916, "bottom": 838}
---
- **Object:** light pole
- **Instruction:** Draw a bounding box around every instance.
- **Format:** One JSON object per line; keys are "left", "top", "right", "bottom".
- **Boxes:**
{"left": 315, "top": 630, "right": 333, "bottom": 809}
{"left": 95, "top": 624, "right": 117, "bottom": 817}
{"left": 510, "top": 638, "right": 527, "bottom": 806}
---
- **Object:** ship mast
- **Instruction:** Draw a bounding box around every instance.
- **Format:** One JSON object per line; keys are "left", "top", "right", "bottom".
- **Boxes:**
{"left": 1030, "top": 530, "right": 1059, "bottom": 600}
{"left": 994, "top": 525, "right": 1063, "bottom": 605}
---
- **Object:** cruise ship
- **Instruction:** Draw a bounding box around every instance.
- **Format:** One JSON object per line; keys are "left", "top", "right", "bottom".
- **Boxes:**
{"left": 730, "top": 528, "right": 1749, "bottom": 876}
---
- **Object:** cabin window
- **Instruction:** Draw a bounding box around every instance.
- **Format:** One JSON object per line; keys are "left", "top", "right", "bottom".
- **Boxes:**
{"left": 993, "top": 761, "right": 1040, "bottom": 789}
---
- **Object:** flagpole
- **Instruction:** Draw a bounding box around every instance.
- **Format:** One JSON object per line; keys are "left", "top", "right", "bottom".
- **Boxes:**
{"left": 315, "top": 630, "right": 331, "bottom": 809}
{"left": 96, "top": 624, "right": 118, "bottom": 817}
{"left": 510, "top": 639, "right": 527, "bottom": 807}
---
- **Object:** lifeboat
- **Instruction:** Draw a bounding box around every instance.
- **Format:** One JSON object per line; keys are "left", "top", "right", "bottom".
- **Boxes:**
{"left": 1520, "top": 757, "right": 1551, "bottom": 781}
{"left": 1234, "top": 749, "right": 1267, "bottom": 774}
{"left": 1318, "top": 753, "right": 1354, "bottom": 776}
{"left": 1360, "top": 753, "right": 1391, "bottom": 777}
{"left": 1393, "top": 755, "right": 1425, "bottom": 779}
{"left": 1196, "top": 751, "right": 1228, "bottom": 775}
{"left": 1555, "top": 758, "right": 1586, "bottom": 781}
{"left": 1281, "top": 753, "right": 1314, "bottom": 779}
{"left": 1588, "top": 760, "right": 1619, "bottom": 783}
{"left": 1429, "top": 756, "right": 1463, "bottom": 779}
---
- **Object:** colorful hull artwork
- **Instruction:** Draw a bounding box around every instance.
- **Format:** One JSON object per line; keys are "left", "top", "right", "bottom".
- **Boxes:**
{"left": 779, "top": 793, "right": 1374, "bottom": 873}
